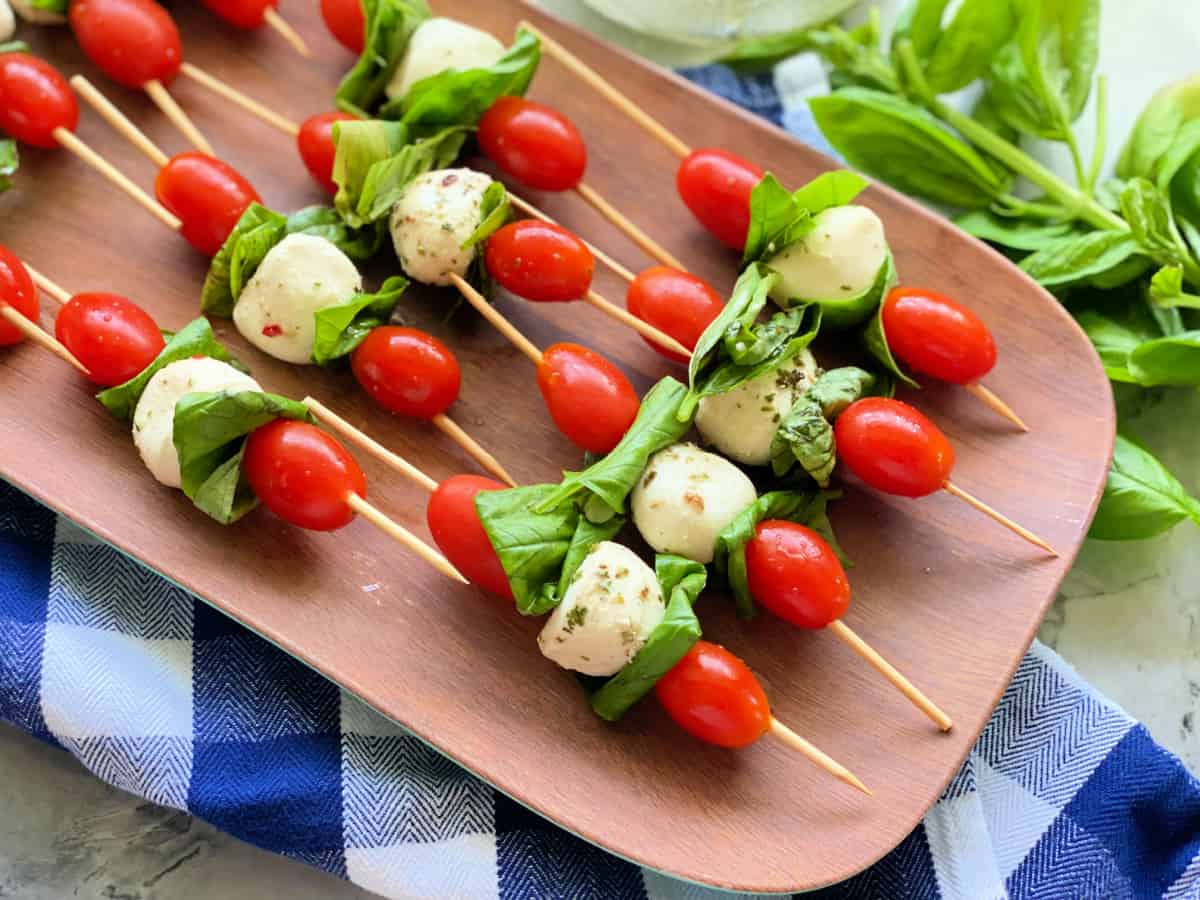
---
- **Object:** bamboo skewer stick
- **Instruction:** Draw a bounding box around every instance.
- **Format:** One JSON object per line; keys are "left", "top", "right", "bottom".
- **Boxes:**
{"left": 768, "top": 718, "right": 872, "bottom": 795}
{"left": 508, "top": 194, "right": 636, "bottom": 283}
{"left": 349, "top": 492, "right": 469, "bottom": 583}
{"left": 144, "top": 79, "right": 216, "bottom": 156}
{"left": 574, "top": 181, "right": 685, "bottom": 271}
{"left": 262, "top": 8, "right": 312, "bottom": 58}
{"left": 964, "top": 382, "right": 1029, "bottom": 432}
{"left": 583, "top": 291, "right": 690, "bottom": 357}
{"left": 449, "top": 274, "right": 544, "bottom": 366}
{"left": 179, "top": 63, "right": 300, "bottom": 137}
{"left": 826, "top": 620, "right": 952, "bottom": 731}
{"left": 52, "top": 128, "right": 182, "bottom": 231}
{"left": 0, "top": 305, "right": 89, "bottom": 374}
{"left": 431, "top": 413, "right": 517, "bottom": 487}
{"left": 518, "top": 20, "right": 692, "bottom": 160}
{"left": 71, "top": 76, "right": 170, "bottom": 168}
{"left": 24, "top": 264, "right": 72, "bottom": 306}
{"left": 942, "top": 480, "right": 1057, "bottom": 555}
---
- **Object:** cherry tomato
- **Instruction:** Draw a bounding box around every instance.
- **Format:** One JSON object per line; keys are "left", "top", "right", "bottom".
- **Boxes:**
{"left": 243, "top": 420, "right": 365, "bottom": 531}
{"left": 477, "top": 96, "right": 587, "bottom": 192}
{"left": 0, "top": 53, "right": 78, "bottom": 148}
{"left": 426, "top": 475, "right": 514, "bottom": 600}
{"left": 70, "top": 0, "right": 182, "bottom": 89}
{"left": 834, "top": 398, "right": 955, "bottom": 498}
{"left": 298, "top": 111, "right": 356, "bottom": 195}
{"left": 54, "top": 292, "right": 164, "bottom": 386}
{"left": 155, "top": 153, "right": 261, "bottom": 257}
{"left": 200, "top": 0, "right": 274, "bottom": 29}
{"left": 676, "top": 148, "right": 763, "bottom": 250}
{"left": 536, "top": 343, "right": 638, "bottom": 454}
{"left": 351, "top": 326, "right": 461, "bottom": 420}
{"left": 625, "top": 266, "right": 723, "bottom": 364}
{"left": 745, "top": 521, "right": 850, "bottom": 630}
{"left": 0, "top": 247, "right": 40, "bottom": 347}
{"left": 654, "top": 640, "right": 770, "bottom": 749}
{"left": 320, "top": 0, "right": 365, "bottom": 53}
{"left": 484, "top": 220, "right": 594, "bottom": 303}
{"left": 881, "top": 287, "right": 997, "bottom": 385}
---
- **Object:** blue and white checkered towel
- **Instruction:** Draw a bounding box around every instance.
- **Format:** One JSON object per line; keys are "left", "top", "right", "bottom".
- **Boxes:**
{"left": 3, "top": 63, "right": 1200, "bottom": 900}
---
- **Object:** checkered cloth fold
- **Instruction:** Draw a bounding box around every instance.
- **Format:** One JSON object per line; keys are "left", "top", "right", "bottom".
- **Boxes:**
{"left": 3, "top": 61, "right": 1200, "bottom": 900}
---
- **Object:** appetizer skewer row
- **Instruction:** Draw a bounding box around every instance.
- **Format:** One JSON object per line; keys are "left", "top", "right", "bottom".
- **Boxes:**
{"left": 520, "top": 20, "right": 1028, "bottom": 431}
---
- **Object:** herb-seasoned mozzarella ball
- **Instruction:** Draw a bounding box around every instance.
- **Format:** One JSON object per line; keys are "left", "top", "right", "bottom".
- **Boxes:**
{"left": 11, "top": 0, "right": 65, "bottom": 25}
{"left": 537, "top": 541, "right": 664, "bottom": 677}
{"left": 390, "top": 168, "right": 492, "bottom": 286}
{"left": 632, "top": 442, "right": 757, "bottom": 564}
{"left": 767, "top": 205, "right": 887, "bottom": 303}
{"left": 232, "top": 234, "right": 362, "bottom": 366}
{"left": 0, "top": 0, "right": 14, "bottom": 39}
{"left": 695, "top": 349, "right": 820, "bottom": 466}
{"left": 133, "top": 358, "right": 261, "bottom": 489}
{"left": 386, "top": 17, "right": 506, "bottom": 100}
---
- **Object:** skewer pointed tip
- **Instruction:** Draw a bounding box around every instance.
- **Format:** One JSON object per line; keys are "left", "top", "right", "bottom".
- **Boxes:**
{"left": 964, "top": 382, "right": 1029, "bottom": 432}
{"left": 942, "top": 481, "right": 1058, "bottom": 557}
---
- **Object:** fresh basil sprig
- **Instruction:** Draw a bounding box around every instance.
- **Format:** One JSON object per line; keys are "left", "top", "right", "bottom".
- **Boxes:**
{"left": 1089, "top": 434, "right": 1200, "bottom": 540}
{"left": 172, "top": 391, "right": 312, "bottom": 524}
{"left": 311, "top": 276, "right": 409, "bottom": 365}
{"left": 588, "top": 555, "right": 705, "bottom": 722}
{"left": 0, "top": 139, "right": 17, "bottom": 193}
{"left": 335, "top": 0, "right": 431, "bottom": 117}
{"left": 742, "top": 171, "right": 869, "bottom": 265}
{"left": 96, "top": 318, "right": 243, "bottom": 421}
{"left": 770, "top": 367, "right": 875, "bottom": 485}
{"left": 462, "top": 181, "right": 511, "bottom": 250}
{"left": 861, "top": 259, "right": 919, "bottom": 389}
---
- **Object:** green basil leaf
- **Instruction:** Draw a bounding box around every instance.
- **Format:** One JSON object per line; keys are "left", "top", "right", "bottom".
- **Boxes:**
{"left": 1075, "top": 312, "right": 1142, "bottom": 383}
{"left": 891, "top": 0, "right": 950, "bottom": 60}
{"left": 1170, "top": 148, "right": 1200, "bottom": 227}
{"left": 864, "top": 289, "right": 920, "bottom": 389}
{"left": 378, "top": 28, "right": 541, "bottom": 127}
{"left": 742, "top": 171, "right": 869, "bottom": 265}
{"left": 28, "top": 0, "right": 66, "bottom": 13}
{"left": 334, "top": 0, "right": 431, "bottom": 117}
{"left": 809, "top": 88, "right": 1008, "bottom": 209}
{"left": 1127, "top": 330, "right": 1200, "bottom": 387}
{"left": 923, "top": 0, "right": 1017, "bottom": 95}
{"left": 1119, "top": 177, "right": 1184, "bottom": 265}
{"left": 0, "top": 139, "right": 17, "bottom": 193}
{"left": 201, "top": 204, "right": 287, "bottom": 317}
{"left": 332, "top": 121, "right": 471, "bottom": 227}
{"left": 1153, "top": 120, "right": 1200, "bottom": 197}
{"left": 535, "top": 377, "right": 693, "bottom": 520}
{"left": 311, "top": 275, "right": 409, "bottom": 365}
{"left": 1149, "top": 265, "right": 1200, "bottom": 310}
{"left": 284, "top": 206, "right": 384, "bottom": 261}
{"left": 461, "top": 180, "right": 509, "bottom": 250}
{"left": 1018, "top": 230, "right": 1144, "bottom": 288}
{"left": 954, "top": 209, "right": 1076, "bottom": 251}
{"left": 552, "top": 516, "right": 626, "bottom": 605}
{"left": 714, "top": 490, "right": 843, "bottom": 618}
{"left": 687, "top": 263, "right": 778, "bottom": 404}
{"left": 0, "top": 41, "right": 32, "bottom": 52}
{"left": 807, "top": 13, "right": 897, "bottom": 93}
{"left": 589, "top": 554, "right": 705, "bottom": 721}
{"left": 173, "top": 390, "right": 311, "bottom": 524}
{"left": 724, "top": 306, "right": 808, "bottom": 367}
{"left": 1117, "top": 73, "right": 1200, "bottom": 180}
{"left": 770, "top": 367, "right": 875, "bottom": 484}
{"left": 95, "top": 319, "right": 243, "bottom": 420}
{"left": 1088, "top": 433, "right": 1200, "bottom": 540}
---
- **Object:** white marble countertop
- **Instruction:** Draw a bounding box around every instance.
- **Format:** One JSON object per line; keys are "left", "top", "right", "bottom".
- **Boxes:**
{"left": 3, "top": 3, "right": 1199, "bottom": 899}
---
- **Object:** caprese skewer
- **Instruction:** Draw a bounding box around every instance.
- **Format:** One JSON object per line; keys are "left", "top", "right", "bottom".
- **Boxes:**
{"left": 0, "top": 247, "right": 88, "bottom": 373}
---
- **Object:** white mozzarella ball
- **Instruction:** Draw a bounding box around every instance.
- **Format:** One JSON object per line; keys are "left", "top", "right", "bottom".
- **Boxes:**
{"left": 767, "top": 205, "right": 887, "bottom": 303}
{"left": 537, "top": 541, "right": 665, "bottom": 677}
{"left": 695, "top": 349, "right": 820, "bottom": 466}
{"left": 386, "top": 17, "right": 507, "bottom": 100}
{"left": 0, "top": 0, "right": 14, "bottom": 39}
{"left": 631, "top": 443, "right": 757, "bottom": 564}
{"left": 10, "top": 0, "right": 64, "bottom": 24}
{"left": 133, "top": 358, "right": 261, "bottom": 489}
{"left": 232, "top": 234, "right": 362, "bottom": 366}
{"left": 389, "top": 168, "right": 493, "bottom": 286}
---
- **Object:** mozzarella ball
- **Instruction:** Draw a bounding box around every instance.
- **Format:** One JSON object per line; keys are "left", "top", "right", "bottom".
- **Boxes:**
{"left": 133, "top": 358, "right": 261, "bottom": 489}
{"left": 695, "top": 349, "right": 820, "bottom": 466}
{"left": 232, "top": 234, "right": 362, "bottom": 366}
{"left": 631, "top": 443, "right": 757, "bottom": 564}
{"left": 767, "top": 205, "right": 887, "bottom": 304}
{"left": 537, "top": 541, "right": 665, "bottom": 677}
{"left": 386, "top": 17, "right": 507, "bottom": 100}
{"left": 10, "top": 0, "right": 65, "bottom": 24}
{"left": 0, "top": 0, "right": 14, "bottom": 39}
{"left": 390, "top": 168, "right": 493, "bottom": 286}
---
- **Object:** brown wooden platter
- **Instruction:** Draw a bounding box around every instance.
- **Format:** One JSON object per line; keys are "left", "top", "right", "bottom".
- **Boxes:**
{"left": 1, "top": 1, "right": 1115, "bottom": 892}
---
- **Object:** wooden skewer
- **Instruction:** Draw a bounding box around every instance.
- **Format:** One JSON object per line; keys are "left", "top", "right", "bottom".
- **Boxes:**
{"left": 768, "top": 718, "right": 871, "bottom": 795}
{"left": 431, "top": 413, "right": 517, "bottom": 487}
{"left": 574, "top": 181, "right": 685, "bottom": 271}
{"left": 144, "top": 79, "right": 216, "bottom": 156}
{"left": 583, "top": 290, "right": 690, "bottom": 357}
{"left": 23, "top": 264, "right": 72, "bottom": 306}
{"left": 304, "top": 396, "right": 440, "bottom": 494}
{"left": 262, "top": 8, "right": 312, "bottom": 58}
{"left": 518, "top": 19, "right": 692, "bottom": 160}
{"left": 449, "top": 274, "right": 544, "bottom": 367}
{"left": 346, "top": 492, "right": 468, "bottom": 584}
{"left": 0, "top": 305, "right": 89, "bottom": 374}
{"left": 508, "top": 193, "right": 636, "bottom": 283}
{"left": 52, "top": 128, "right": 182, "bottom": 231}
{"left": 942, "top": 480, "right": 1057, "bottom": 556}
{"left": 964, "top": 382, "right": 1028, "bottom": 432}
{"left": 179, "top": 63, "right": 300, "bottom": 138}
{"left": 826, "top": 620, "right": 952, "bottom": 731}
{"left": 71, "top": 75, "right": 170, "bottom": 168}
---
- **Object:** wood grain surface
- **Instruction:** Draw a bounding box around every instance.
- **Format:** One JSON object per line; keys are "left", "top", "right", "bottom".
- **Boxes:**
{"left": 1, "top": 2, "right": 1115, "bottom": 892}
